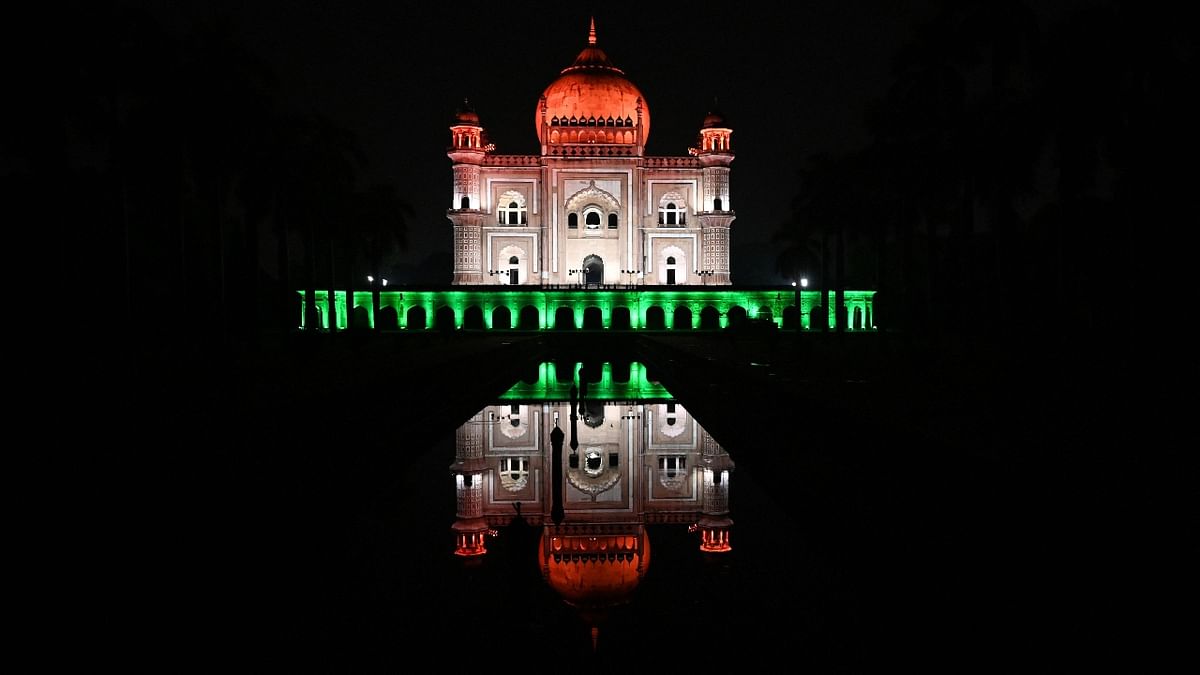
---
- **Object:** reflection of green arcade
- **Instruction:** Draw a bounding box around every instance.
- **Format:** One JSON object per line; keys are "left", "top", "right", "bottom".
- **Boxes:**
{"left": 501, "top": 362, "right": 672, "bottom": 401}
{"left": 297, "top": 288, "right": 876, "bottom": 331}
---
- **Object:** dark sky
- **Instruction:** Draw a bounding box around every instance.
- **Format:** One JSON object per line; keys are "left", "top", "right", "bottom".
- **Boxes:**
{"left": 142, "top": 1, "right": 951, "bottom": 282}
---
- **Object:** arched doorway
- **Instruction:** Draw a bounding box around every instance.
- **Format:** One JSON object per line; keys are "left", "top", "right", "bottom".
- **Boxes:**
{"left": 727, "top": 305, "right": 746, "bottom": 328}
{"left": 492, "top": 305, "right": 511, "bottom": 330}
{"left": 809, "top": 304, "right": 825, "bottom": 331}
{"left": 673, "top": 305, "right": 692, "bottom": 330}
{"left": 853, "top": 305, "right": 864, "bottom": 330}
{"left": 507, "top": 255, "right": 520, "bottom": 285}
{"left": 518, "top": 305, "right": 539, "bottom": 330}
{"left": 611, "top": 307, "right": 631, "bottom": 330}
{"left": 699, "top": 306, "right": 720, "bottom": 330}
{"left": 646, "top": 306, "right": 666, "bottom": 330}
{"left": 352, "top": 305, "right": 369, "bottom": 330}
{"left": 435, "top": 306, "right": 456, "bottom": 331}
{"left": 583, "top": 255, "right": 603, "bottom": 286}
{"left": 554, "top": 306, "right": 575, "bottom": 330}
{"left": 377, "top": 306, "right": 399, "bottom": 330}
{"left": 659, "top": 246, "right": 685, "bottom": 285}
{"left": 610, "top": 360, "right": 631, "bottom": 383}
{"left": 555, "top": 359, "right": 575, "bottom": 383}
{"left": 781, "top": 306, "right": 799, "bottom": 330}
{"left": 583, "top": 306, "right": 603, "bottom": 330}
{"left": 406, "top": 306, "right": 426, "bottom": 330}
{"left": 463, "top": 305, "right": 484, "bottom": 330}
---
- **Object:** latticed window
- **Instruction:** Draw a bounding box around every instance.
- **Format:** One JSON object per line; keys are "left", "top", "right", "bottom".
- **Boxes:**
{"left": 659, "top": 201, "right": 685, "bottom": 226}
{"left": 498, "top": 200, "right": 527, "bottom": 225}
{"left": 499, "top": 457, "right": 529, "bottom": 492}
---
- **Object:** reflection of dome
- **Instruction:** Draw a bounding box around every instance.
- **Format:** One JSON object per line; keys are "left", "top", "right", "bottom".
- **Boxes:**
{"left": 536, "top": 21, "right": 649, "bottom": 145}
{"left": 539, "top": 530, "right": 650, "bottom": 608}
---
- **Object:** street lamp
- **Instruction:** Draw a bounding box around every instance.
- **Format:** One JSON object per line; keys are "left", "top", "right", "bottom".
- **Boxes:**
{"left": 620, "top": 269, "right": 641, "bottom": 287}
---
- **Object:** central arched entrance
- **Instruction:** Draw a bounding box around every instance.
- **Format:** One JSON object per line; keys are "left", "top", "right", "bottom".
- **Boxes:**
{"left": 583, "top": 255, "right": 604, "bottom": 286}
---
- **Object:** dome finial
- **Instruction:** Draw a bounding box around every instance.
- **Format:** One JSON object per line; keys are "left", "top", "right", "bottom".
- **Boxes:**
{"left": 588, "top": 17, "right": 597, "bottom": 45}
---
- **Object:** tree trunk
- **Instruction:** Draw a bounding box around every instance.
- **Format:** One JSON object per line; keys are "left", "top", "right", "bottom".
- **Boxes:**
{"left": 370, "top": 239, "right": 382, "bottom": 333}
{"left": 820, "top": 228, "right": 830, "bottom": 332}
{"left": 835, "top": 224, "right": 846, "bottom": 334}
{"left": 327, "top": 232, "right": 337, "bottom": 335}
{"left": 275, "top": 196, "right": 293, "bottom": 333}
{"left": 305, "top": 218, "right": 318, "bottom": 332}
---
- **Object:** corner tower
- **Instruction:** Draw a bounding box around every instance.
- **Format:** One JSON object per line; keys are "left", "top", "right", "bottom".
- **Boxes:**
{"left": 447, "top": 100, "right": 488, "bottom": 284}
{"left": 692, "top": 106, "right": 735, "bottom": 285}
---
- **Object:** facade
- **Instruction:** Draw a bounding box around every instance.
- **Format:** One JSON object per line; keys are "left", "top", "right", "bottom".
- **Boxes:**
{"left": 295, "top": 21, "right": 877, "bottom": 332}
{"left": 447, "top": 20, "right": 735, "bottom": 287}
{"left": 449, "top": 361, "right": 735, "bottom": 612}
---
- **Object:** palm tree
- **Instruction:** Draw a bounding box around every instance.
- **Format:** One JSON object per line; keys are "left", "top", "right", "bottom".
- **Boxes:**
{"left": 283, "top": 115, "right": 364, "bottom": 332}
{"left": 349, "top": 184, "right": 412, "bottom": 332}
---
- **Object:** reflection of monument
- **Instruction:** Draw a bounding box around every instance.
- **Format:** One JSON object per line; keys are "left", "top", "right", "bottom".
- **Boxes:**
{"left": 449, "top": 365, "right": 734, "bottom": 613}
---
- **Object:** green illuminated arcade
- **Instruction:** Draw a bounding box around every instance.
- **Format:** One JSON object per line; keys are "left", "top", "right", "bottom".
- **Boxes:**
{"left": 297, "top": 288, "right": 875, "bottom": 331}
{"left": 297, "top": 27, "right": 877, "bottom": 333}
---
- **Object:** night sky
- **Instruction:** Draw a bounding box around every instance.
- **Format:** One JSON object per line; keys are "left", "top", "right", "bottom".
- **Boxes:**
{"left": 116, "top": 1, "right": 1112, "bottom": 283}
{"left": 133, "top": 0, "right": 967, "bottom": 283}
{"left": 15, "top": 3, "right": 1192, "bottom": 666}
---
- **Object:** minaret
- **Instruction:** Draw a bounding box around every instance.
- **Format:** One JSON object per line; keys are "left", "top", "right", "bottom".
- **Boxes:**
{"left": 447, "top": 99, "right": 488, "bottom": 284}
{"left": 694, "top": 103, "right": 736, "bottom": 285}
{"left": 450, "top": 411, "right": 490, "bottom": 555}
{"left": 697, "top": 429, "right": 734, "bottom": 553}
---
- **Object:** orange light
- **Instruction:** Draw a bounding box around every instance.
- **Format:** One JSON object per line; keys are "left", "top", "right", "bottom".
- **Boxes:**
{"left": 699, "top": 528, "right": 732, "bottom": 553}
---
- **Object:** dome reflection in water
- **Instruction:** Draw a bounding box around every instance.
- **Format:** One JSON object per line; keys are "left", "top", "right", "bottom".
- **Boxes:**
{"left": 448, "top": 361, "right": 733, "bottom": 643}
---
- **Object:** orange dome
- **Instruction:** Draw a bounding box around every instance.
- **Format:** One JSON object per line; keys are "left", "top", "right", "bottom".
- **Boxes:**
{"left": 453, "top": 98, "right": 480, "bottom": 125}
{"left": 538, "top": 531, "right": 651, "bottom": 609}
{"left": 536, "top": 21, "right": 649, "bottom": 145}
{"left": 702, "top": 110, "right": 727, "bottom": 128}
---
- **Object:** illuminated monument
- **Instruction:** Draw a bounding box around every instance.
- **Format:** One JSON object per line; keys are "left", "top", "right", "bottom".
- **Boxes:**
{"left": 447, "top": 19, "right": 734, "bottom": 287}
{"left": 450, "top": 362, "right": 734, "bottom": 617}
{"left": 299, "top": 20, "right": 875, "bottom": 331}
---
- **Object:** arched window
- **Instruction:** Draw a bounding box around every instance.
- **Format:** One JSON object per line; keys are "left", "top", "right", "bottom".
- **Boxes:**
{"left": 714, "top": 198, "right": 723, "bottom": 211}
{"left": 659, "top": 198, "right": 685, "bottom": 226}
{"left": 568, "top": 213, "right": 578, "bottom": 229}
{"left": 460, "top": 196, "right": 470, "bottom": 209}
{"left": 499, "top": 457, "right": 529, "bottom": 492}
{"left": 585, "top": 211, "right": 601, "bottom": 231}
{"left": 496, "top": 198, "right": 525, "bottom": 224}
{"left": 497, "top": 192, "right": 527, "bottom": 225}
{"left": 607, "top": 213, "right": 618, "bottom": 229}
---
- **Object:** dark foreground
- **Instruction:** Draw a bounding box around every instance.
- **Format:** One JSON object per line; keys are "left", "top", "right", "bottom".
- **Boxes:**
{"left": 39, "top": 328, "right": 1180, "bottom": 670}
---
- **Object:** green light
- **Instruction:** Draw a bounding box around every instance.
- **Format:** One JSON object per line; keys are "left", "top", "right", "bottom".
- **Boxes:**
{"left": 296, "top": 288, "right": 876, "bottom": 331}
{"left": 500, "top": 361, "right": 673, "bottom": 400}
